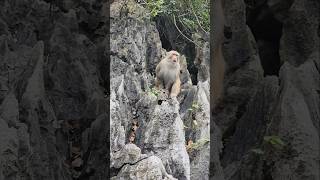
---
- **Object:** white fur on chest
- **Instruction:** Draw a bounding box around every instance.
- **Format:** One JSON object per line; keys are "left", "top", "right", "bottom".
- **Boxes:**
{"left": 158, "top": 65, "right": 179, "bottom": 89}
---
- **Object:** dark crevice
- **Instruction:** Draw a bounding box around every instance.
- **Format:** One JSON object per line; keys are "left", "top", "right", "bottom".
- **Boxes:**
{"left": 158, "top": 30, "right": 172, "bottom": 51}
{"left": 262, "top": 160, "right": 274, "bottom": 180}
{"left": 246, "top": 2, "right": 282, "bottom": 76}
{"left": 158, "top": 100, "right": 163, "bottom": 105}
{"left": 109, "top": 156, "right": 150, "bottom": 178}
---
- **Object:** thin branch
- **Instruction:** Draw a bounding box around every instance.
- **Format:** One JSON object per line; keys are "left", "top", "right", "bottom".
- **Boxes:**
{"left": 178, "top": 12, "right": 190, "bottom": 17}
{"left": 175, "top": 24, "right": 190, "bottom": 41}
{"left": 172, "top": 15, "right": 200, "bottom": 47}
{"left": 188, "top": 0, "right": 209, "bottom": 33}
{"left": 178, "top": 16, "right": 193, "bottom": 32}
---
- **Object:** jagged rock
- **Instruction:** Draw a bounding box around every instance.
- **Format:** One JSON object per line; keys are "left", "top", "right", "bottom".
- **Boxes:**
{"left": 213, "top": 0, "right": 319, "bottom": 179}
{"left": 80, "top": 114, "right": 109, "bottom": 179}
{"left": 269, "top": 62, "right": 319, "bottom": 179}
{"left": 113, "top": 155, "right": 177, "bottom": 180}
{"left": 194, "top": 34, "right": 210, "bottom": 82}
{"left": 140, "top": 98, "right": 191, "bottom": 180}
{"left": 19, "top": 41, "right": 63, "bottom": 180}
{"left": 209, "top": 122, "right": 224, "bottom": 180}
{"left": 0, "top": 92, "right": 19, "bottom": 127}
{"left": 0, "top": 0, "right": 108, "bottom": 179}
{"left": 109, "top": 1, "right": 213, "bottom": 179}
{"left": 111, "top": 143, "right": 145, "bottom": 168}
{"left": 179, "top": 55, "right": 193, "bottom": 89}
{"left": 0, "top": 118, "right": 18, "bottom": 180}
{"left": 188, "top": 81, "right": 210, "bottom": 180}
{"left": 0, "top": 92, "right": 19, "bottom": 180}
{"left": 221, "top": 76, "right": 280, "bottom": 179}
{"left": 111, "top": 144, "right": 177, "bottom": 180}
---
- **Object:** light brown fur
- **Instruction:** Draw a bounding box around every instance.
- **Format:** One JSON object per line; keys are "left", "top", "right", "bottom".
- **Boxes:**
{"left": 211, "top": 0, "right": 226, "bottom": 107}
{"left": 155, "top": 50, "right": 181, "bottom": 98}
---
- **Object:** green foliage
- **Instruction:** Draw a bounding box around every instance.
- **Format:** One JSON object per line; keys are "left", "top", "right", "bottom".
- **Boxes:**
{"left": 188, "top": 102, "right": 200, "bottom": 112}
{"left": 146, "top": 0, "right": 165, "bottom": 17}
{"left": 263, "top": 135, "right": 285, "bottom": 149}
{"left": 250, "top": 136, "right": 286, "bottom": 158}
{"left": 190, "top": 137, "right": 210, "bottom": 151}
{"left": 145, "top": 0, "right": 209, "bottom": 33}
{"left": 147, "top": 87, "right": 160, "bottom": 97}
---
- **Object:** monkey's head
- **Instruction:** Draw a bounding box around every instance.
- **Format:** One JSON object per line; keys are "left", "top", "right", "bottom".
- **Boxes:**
{"left": 166, "top": 50, "right": 180, "bottom": 65}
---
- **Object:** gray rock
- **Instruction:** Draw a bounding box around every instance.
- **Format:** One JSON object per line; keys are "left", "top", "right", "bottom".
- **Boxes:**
{"left": 0, "top": 118, "right": 18, "bottom": 180}
{"left": 0, "top": 0, "right": 108, "bottom": 179}
{"left": 213, "top": 0, "right": 319, "bottom": 179}
{"left": 112, "top": 144, "right": 177, "bottom": 180}
{"left": 141, "top": 99, "right": 191, "bottom": 180}
{"left": 0, "top": 92, "right": 19, "bottom": 127}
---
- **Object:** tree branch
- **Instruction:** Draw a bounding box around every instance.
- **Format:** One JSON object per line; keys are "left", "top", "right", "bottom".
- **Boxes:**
{"left": 189, "top": 0, "right": 209, "bottom": 33}
{"left": 172, "top": 15, "right": 200, "bottom": 47}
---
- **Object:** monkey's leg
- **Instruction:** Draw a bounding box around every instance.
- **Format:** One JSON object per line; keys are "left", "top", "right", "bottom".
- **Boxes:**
{"left": 155, "top": 77, "right": 164, "bottom": 89}
{"left": 169, "top": 78, "right": 181, "bottom": 98}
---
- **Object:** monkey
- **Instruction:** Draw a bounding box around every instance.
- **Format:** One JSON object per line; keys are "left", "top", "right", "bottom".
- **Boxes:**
{"left": 211, "top": 0, "right": 226, "bottom": 108}
{"left": 155, "top": 50, "right": 181, "bottom": 98}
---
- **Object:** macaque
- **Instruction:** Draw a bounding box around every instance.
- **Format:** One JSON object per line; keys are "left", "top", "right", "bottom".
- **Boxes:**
{"left": 155, "top": 50, "right": 181, "bottom": 98}
{"left": 211, "top": 0, "right": 226, "bottom": 107}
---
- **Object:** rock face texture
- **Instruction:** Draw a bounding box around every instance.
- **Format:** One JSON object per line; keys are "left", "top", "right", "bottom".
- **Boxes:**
{"left": 211, "top": 0, "right": 319, "bottom": 179}
{"left": 110, "top": 0, "right": 210, "bottom": 179}
{"left": 0, "top": 0, "right": 108, "bottom": 179}
{"left": 0, "top": 0, "right": 318, "bottom": 179}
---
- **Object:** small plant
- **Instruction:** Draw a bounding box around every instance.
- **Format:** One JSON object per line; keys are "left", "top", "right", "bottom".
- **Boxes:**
{"left": 146, "top": 0, "right": 165, "bottom": 17}
{"left": 189, "top": 137, "right": 210, "bottom": 151}
{"left": 188, "top": 101, "right": 200, "bottom": 112}
{"left": 147, "top": 87, "right": 160, "bottom": 98}
{"left": 143, "top": 0, "right": 209, "bottom": 44}
{"left": 263, "top": 135, "right": 285, "bottom": 149}
{"left": 250, "top": 135, "right": 286, "bottom": 157}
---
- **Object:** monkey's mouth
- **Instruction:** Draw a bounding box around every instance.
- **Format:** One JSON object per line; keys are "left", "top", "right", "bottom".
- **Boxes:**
{"left": 173, "top": 60, "right": 177, "bottom": 63}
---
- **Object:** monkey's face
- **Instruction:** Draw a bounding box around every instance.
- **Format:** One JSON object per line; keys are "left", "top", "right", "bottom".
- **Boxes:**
{"left": 170, "top": 54, "right": 179, "bottom": 63}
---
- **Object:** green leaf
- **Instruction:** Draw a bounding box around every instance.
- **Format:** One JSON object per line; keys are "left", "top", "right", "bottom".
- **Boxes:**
{"left": 264, "top": 136, "right": 285, "bottom": 147}
{"left": 190, "top": 137, "right": 210, "bottom": 150}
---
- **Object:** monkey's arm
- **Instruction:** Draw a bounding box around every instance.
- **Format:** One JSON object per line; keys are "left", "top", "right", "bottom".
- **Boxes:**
{"left": 170, "top": 76, "right": 181, "bottom": 98}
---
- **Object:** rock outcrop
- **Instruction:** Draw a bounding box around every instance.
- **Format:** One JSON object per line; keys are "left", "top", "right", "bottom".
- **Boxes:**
{"left": 0, "top": 0, "right": 318, "bottom": 179}
{"left": 0, "top": 0, "right": 108, "bottom": 179}
{"left": 211, "top": 0, "right": 319, "bottom": 179}
{"left": 110, "top": 0, "right": 211, "bottom": 179}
